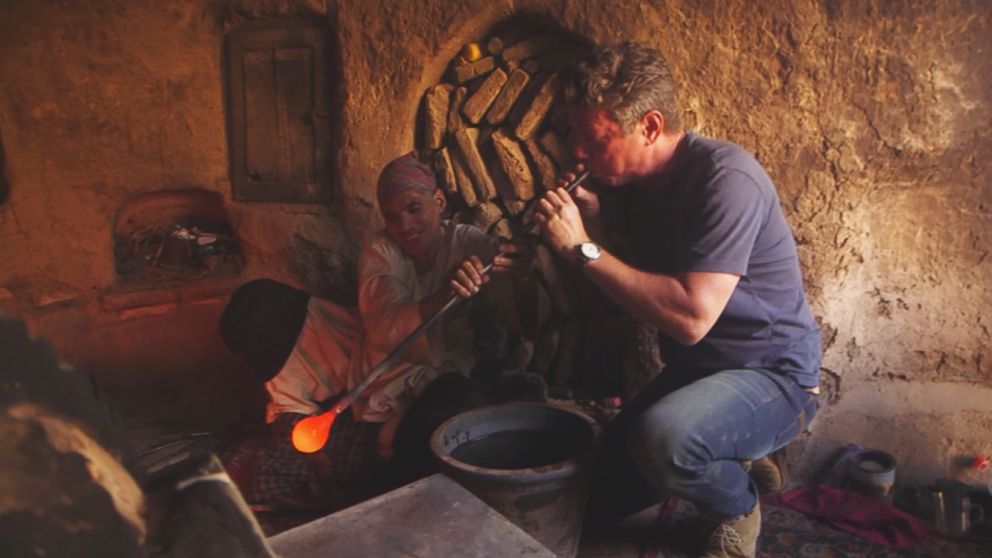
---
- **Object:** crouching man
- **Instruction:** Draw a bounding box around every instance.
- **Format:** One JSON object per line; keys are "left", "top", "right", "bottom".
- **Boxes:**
{"left": 532, "top": 42, "right": 821, "bottom": 558}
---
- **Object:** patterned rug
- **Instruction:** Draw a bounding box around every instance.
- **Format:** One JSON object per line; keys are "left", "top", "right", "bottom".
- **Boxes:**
{"left": 640, "top": 496, "right": 989, "bottom": 558}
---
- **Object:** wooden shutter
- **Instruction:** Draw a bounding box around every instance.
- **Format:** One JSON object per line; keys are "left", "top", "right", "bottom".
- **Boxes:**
{"left": 227, "top": 20, "right": 332, "bottom": 203}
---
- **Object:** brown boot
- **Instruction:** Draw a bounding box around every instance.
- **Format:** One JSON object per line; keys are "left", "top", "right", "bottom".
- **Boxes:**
{"left": 700, "top": 501, "right": 761, "bottom": 558}
{"left": 743, "top": 449, "right": 788, "bottom": 494}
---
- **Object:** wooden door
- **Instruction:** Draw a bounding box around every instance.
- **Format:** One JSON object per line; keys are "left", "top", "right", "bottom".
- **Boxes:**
{"left": 227, "top": 20, "right": 332, "bottom": 203}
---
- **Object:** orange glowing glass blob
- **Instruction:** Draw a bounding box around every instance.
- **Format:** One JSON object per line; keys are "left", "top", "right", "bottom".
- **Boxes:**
{"left": 291, "top": 410, "right": 337, "bottom": 453}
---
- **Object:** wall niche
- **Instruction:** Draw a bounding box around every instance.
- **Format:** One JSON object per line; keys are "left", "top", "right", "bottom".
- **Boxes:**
{"left": 112, "top": 189, "right": 243, "bottom": 284}
{"left": 418, "top": 15, "right": 590, "bottom": 238}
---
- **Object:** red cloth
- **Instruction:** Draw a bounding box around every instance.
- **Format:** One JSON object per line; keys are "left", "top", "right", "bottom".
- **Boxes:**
{"left": 768, "top": 485, "right": 931, "bottom": 548}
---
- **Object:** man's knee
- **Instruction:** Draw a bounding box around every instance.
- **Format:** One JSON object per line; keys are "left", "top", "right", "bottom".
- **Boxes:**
{"left": 627, "top": 411, "right": 704, "bottom": 492}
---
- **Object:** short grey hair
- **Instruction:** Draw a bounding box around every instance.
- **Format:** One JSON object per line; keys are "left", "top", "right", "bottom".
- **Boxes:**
{"left": 562, "top": 42, "right": 682, "bottom": 134}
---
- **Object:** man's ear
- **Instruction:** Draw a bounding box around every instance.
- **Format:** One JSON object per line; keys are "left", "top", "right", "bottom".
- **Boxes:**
{"left": 641, "top": 110, "right": 665, "bottom": 145}
{"left": 433, "top": 187, "right": 447, "bottom": 211}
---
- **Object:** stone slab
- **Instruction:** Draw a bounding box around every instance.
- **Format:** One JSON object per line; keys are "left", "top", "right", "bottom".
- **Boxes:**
{"left": 268, "top": 474, "right": 556, "bottom": 558}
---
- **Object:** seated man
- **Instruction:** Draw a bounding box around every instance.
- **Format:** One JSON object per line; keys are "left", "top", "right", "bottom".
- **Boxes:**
{"left": 223, "top": 152, "right": 547, "bottom": 509}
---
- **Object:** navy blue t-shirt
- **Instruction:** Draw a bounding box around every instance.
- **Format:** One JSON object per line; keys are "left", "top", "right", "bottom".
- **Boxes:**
{"left": 604, "top": 131, "right": 821, "bottom": 388}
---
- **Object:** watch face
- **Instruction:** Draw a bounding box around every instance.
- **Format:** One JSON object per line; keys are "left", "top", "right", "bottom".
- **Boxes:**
{"left": 580, "top": 242, "right": 601, "bottom": 261}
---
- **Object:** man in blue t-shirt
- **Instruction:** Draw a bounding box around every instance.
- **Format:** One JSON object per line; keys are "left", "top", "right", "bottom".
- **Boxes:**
{"left": 532, "top": 42, "right": 821, "bottom": 558}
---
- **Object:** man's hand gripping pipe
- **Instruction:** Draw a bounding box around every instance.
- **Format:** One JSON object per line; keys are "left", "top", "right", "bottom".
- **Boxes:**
{"left": 291, "top": 170, "right": 590, "bottom": 453}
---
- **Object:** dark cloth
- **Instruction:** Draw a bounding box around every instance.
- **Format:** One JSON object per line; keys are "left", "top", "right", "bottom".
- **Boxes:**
{"left": 604, "top": 131, "right": 821, "bottom": 388}
{"left": 219, "top": 279, "right": 311, "bottom": 382}
{"left": 772, "top": 485, "right": 931, "bottom": 548}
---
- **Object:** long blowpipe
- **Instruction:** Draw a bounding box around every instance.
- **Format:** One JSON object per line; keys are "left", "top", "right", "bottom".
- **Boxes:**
{"left": 291, "top": 170, "right": 591, "bottom": 453}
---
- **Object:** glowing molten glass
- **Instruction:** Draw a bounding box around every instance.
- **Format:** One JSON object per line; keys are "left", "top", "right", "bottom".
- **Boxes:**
{"left": 291, "top": 410, "right": 336, "bottom": 453}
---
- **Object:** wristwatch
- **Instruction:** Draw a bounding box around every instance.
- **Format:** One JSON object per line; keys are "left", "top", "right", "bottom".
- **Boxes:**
{"left": 576, "top": 242, "right": 602, "bottom": 266}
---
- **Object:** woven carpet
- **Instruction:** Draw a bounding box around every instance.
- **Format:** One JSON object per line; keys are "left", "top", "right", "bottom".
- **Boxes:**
{"left": 640, "top": 496, "right": 989, "bottom": 558}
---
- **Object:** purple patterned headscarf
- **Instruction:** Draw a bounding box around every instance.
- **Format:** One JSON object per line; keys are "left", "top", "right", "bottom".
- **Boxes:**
{"left": 376, "top": 152, "right": 438, "bottom": 205}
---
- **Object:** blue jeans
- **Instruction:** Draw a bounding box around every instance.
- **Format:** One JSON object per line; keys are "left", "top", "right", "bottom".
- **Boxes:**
{"left": 586, "top": 367, "right": 819, "bottom": 523}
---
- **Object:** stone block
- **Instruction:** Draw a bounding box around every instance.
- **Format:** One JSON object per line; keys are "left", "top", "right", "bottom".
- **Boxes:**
{"left": 469, "top": 201, "right": 503, "bottom": 234}
{"left": 486, "top": 37, "right": 503, "bottom": 56}
{"left": 452, "top": 56, "right": 495, "bottom": 83}
{"left": 268, "top": 474, "right": 556, "bottom": 558}
{"left": 462, "top": 68, "right": 508, "bottom": 124}
{"left": 447, "top": 86, "right": 468, "bottom": 133}
{"left": 524, "top": 138, "right": 558, "bottom": 191}
{"left": 504, "top": 198, "right": 527, "bottom": 216}
{"left": 492, "top": 130, "right": 535, "bottom": 200}
{"left": 539, "top": 129, "right": 574, "bottom": 171}
{"left": 423, "top": 84, "right": 452, "bottom": 149}
{"left": 453, "top": 128, "right": 496, "bottom": 201}
{"left": 485, "top": 68, "right": 530, "bottom": 125}
{"left": 450, "top": 150, "right": 479, "bottom": 207}
{"left": 515, "top": 73, "right": 558, "bottom": 141}
{"left": 433, "top": 148, "right": 458, "bottom": 195}
{"left": 501, "top": 36, "right": 554, "bottom": 62}
{"left": 492, "top": 218, "right": 512, "bottom": 240}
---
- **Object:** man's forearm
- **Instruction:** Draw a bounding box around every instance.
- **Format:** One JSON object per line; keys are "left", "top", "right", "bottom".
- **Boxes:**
{"left": 578, "top": 249, "right": 737, "bottom": 346}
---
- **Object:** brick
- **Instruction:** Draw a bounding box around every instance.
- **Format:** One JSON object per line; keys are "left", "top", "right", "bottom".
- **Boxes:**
{"left": 539, "top": 129, "right": 574, "bottom": 171}
{"left": 447, "top": 86, "right": 468, "bottom": 133}
{"left": 462, "top": 68, "right": 508, "bottom": 124}
{"left": 452, "top": 56, "right": 495, "bottom": 83}
{"left": 450, "top": 150, "right": 479, "bottom": 207}
{"left": 453, "top": 128, "right": 497, "bottom": 201}
{"left": 515, "top": 73, "right": 558, "bottom": 141}
{"left": 486, "top": 36, "right": 504, "bottom": 56}
{"left": 502, "top": 36, "right": 554, "bottom": 62}
{"left": 522, "top": 59, "right": 541, "bottom": 74}
{"left": 423, "top": 84, "right": 452, "bottom": 150}
{"left": 433, "top": 148, "right": 458, "bottom": 194}
{"left": 470, "top": 201, "right": 503, "bottom": 234}
{"left": 503, "top": 198, "right": 527, "bottom": 216}
{"left": 492, "top": 130, "right": 535, "bottom": 201}
{"left": 492, "top": 218, "right": 513, "bottom": 240}
{"left": 485, "top": 68, "right": 530, "bottom": 125}
{"left": 523, "top": 138, "right": 558, "bottom": 191}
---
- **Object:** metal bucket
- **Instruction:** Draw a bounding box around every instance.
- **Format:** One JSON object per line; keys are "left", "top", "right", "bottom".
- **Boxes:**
{"left": 430, "top": 402, "right": 602, "bottom": 558}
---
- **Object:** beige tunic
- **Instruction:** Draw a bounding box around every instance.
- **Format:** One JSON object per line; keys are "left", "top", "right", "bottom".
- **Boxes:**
{"left": 264, "top": 222, "right": 497, "bottom": 428}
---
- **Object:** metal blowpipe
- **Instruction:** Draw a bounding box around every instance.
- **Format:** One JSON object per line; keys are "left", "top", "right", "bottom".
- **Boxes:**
{"left": 291, "top": 170, "right": 591, "bottom": 453}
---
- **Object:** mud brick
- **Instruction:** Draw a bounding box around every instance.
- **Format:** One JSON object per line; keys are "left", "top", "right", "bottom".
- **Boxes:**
{"left": 433, "top": 148, "right": 458, "bottom": 195}
{"left": 486, "top": 36, "right": 504, "bottom": 56}
{"left": 447, "top": 86, "right": 468, "bottom": 133}
{"left": 492, "top": 130, "right": 535, "bottom": 200}
{"left": 515, "top": 73, "right": 559, "bottom": 141}
{"left": 503, "top": 198, "right": 527, "bottom": 216}
{"left": 452, "top": 56, "right": 495, "bottom": 83}
{"left": 463, "top": 68, "right": 507, "bottom": 124}
{"left": 485, "top": 68, "right": 530, "bottom": 125}
{"left": 453, "top": 128, "right": 496, "bottom": 201}
{"left": 539, "top": 129, "right": 574, "bottom": 171}
{"left": 490, "top": 157, "right": 518, "bottom": 209}
{"left": 492, "top": 218, "right": 513, "bottom": 240}
{"left": 423, "top": 84, "right": 452, "bottom": 149}
{"left": 469, "top": 201, "right": 503, "bottom": 234}
{"left": 450, "top": 149, "right": 479, "bottom": 207}
{"left": 522, "top": 59, "right": 541, "bottom": 74}
{"left": 502, "top": 36, "right": 555, "bottom": 62}
{"left": 523, "top": 138, "right": 558, "bottom": 192}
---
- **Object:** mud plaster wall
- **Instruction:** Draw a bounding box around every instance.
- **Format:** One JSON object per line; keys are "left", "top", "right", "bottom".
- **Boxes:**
{"left": 0, "top": 0, "right": 989, "bottom": 485}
